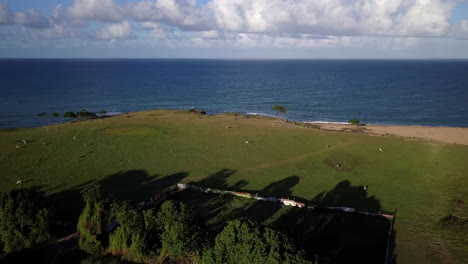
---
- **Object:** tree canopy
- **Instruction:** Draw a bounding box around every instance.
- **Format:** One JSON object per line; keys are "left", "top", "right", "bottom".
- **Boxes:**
{"left": 203, "top": 219, "right": 312, "bottom": 264}
{"left": 0, "top": 188, "right": 55, "bottom": 253}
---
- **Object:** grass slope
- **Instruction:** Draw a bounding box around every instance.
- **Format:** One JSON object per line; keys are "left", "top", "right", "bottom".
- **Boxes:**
{"left": 0, "top": 110, "right": 467, "bottom": 263}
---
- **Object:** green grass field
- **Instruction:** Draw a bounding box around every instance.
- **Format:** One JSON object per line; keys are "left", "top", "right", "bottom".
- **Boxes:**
{"left": 0, "top": 110, "right": 467, "bottom": 264}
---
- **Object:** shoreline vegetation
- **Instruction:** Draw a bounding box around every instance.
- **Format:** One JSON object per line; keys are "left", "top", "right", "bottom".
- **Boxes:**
{"left": 0, "top": 109, "right": 467, "bottom": 264}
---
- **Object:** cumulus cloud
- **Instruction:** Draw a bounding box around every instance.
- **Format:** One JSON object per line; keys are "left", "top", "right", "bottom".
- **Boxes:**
{"left": 96, "top": 21, "right": 133, "bottom": 39}
{"left": 15, "top": 9, "right": 51, "bottom": 29}
{"left": 210, "top": 0, "right": 456, "bottom": 37}
{"left": 67, "top": 0, "right": 122, "bottom": 22}
{"left": 1, "top": 0, "right": 468, "bottom": 51}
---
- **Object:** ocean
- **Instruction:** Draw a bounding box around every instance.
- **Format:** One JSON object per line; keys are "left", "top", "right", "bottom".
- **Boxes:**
{"left": 1, "top": 59, "right": 467, "bottom": 128}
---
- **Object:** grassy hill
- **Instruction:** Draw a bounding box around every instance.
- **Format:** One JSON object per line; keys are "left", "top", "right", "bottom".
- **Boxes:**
{"left": 0, "top": 110, "right": 467, "bottom": 264}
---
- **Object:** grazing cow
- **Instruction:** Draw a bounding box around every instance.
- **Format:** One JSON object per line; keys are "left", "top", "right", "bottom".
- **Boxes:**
{"left": 16, "top": 145, "right": 21, "bottom": 149}
{"left": 379, "top": 148, "right": 383, "bottom": 151}
{"left": 364, "top": 185, "right": 368, "bottom": 191}
{"left": 16, "top": 180, "right": 22, "bottom": 185}
{"left": 73, "top": 136, "right": 77, "bottom": 140}
{"left": 22, "top": 139, "right": 27, "bottom": 144}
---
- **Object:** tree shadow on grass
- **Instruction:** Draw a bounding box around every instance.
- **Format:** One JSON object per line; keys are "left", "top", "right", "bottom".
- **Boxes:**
{"left": 99, "top": 170, "right": 188, "bottom": 201}
{"left": 185, "top": 171, "right": 302, "bottom": 227}
{"left": 46, "top": 170, "right": 188, "bottom": 234}
{"left": 311, "top": 180, "right": 381, "bottom": 212}
{"left": 271, "top": 180, "right": 395, "bottom": 264}
{"left": 243, "top": 176, "right": 301, "bottom": 223}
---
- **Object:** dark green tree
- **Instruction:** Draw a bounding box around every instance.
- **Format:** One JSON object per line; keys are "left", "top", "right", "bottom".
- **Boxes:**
{"left": 0, "top": 188, "right": 55, "bottom": 253}
{"left": 203, "top": 219, "right": 312, "bottom": 264}
{"left": 156, "top": 200, "right": 204, "bottom": 260}
{"left": 107, "top": 202, "right": 159, "bottom": 262}
{"left": 77, "top": 184, "right": 112, "bottom": 254}
{"left": 51, "top": 112, "right": 60, "bottom": 118}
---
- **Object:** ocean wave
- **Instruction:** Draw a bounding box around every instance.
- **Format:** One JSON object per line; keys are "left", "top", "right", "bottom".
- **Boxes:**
{"left": 303, "top": 121, "right": 349, "bottom": 125}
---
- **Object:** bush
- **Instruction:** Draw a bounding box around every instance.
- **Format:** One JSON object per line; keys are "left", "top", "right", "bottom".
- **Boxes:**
{"left": 348, "top": 119, "right": 361, "bottom": 125}
{"left": 272, "top": 105, "right": 286, "bottom": 113}
{"left": 77, "top": 184, "right": 112, "bottom": 254}
{"left": 0, "top": 188, "right": 55, "bottom": 253}
{"left": 51, "top": 112, "right": 60, "bottom": 118}
{"left": 188, "top": 109, "right": 207, "bottom": 115}
{"left": 203, "top": 219, "right": 312, "bottom": 264}
{"left": 77, "top": 110, "right": 98, "bottom": 119}
{"left": 64, "top": 112, "right": 77, "bottom": 119}
{"left": 37, "top": 113, "right": 47, "bottom": 117}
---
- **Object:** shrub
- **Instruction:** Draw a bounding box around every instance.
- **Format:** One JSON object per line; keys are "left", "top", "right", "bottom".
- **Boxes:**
{"left": 188, "top": 109, "right": 207, "bottom": 115}
{"left": 64, "top": 112, "right": 77, "bottom": 119}
{"left": 77, "top": 110, "right": 98, "bottom": 119}
{"left": 0, "top": 188, "right": 55, "bottom": 253}
{"left": 272, "top": 105, "right": 286, "bottom": 113}
{"left": 77, "top": 184, "right": 112, "bottom": 254}
{"left": 203, "top": 219, "right": 312, "bottom": 264}
{"left": 348, "top": 119, "right": 361, "bottom": 125}
{"left": 51, "top": 112, "right": 60, "bottom": 118}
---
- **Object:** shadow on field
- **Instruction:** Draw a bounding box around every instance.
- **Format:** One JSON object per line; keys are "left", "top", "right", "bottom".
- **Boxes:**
{"left": 270, "top": 180, "right": 396, "bottom": 264}
{"left": 311, "top": 180, "right": 381, "bottom": 211}
{"left": 181, "top": 174, "right": 397, "bottom": 264}
{"left": 99, "top": 170, "right": 188, "bottom": 201}
{"left": 45, "top": 170, "right": 188, "bottom": 234}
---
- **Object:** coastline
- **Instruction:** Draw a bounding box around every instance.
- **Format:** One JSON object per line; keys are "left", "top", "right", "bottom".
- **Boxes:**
{"left": 316, "top": 123, "right": 468, "bottom": 145}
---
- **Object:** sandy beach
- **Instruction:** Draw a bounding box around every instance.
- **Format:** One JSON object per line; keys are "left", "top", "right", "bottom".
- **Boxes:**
{"left": 317, "top": 123, "right": 468, "bottom": 145}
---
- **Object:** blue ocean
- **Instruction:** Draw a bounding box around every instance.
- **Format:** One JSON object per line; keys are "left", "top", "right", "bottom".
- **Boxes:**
{"left": 1, "top": 59, "right": 467, "bottom": 128}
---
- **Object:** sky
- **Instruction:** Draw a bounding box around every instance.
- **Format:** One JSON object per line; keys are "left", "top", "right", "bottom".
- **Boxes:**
{"left": 1, "top": 0, "right": 468, "bottom": 58}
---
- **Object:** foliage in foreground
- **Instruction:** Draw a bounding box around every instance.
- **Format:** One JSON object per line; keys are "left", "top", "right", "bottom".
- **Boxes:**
{"left": 156, "top": 200, "right": 206, "bottom": 259}
{"left": 108, "top": 202, "right": 160, "bottom": 262}
{"left": 78, "top": 184, "right": 113, "bottom": 254}
{"left": 0, "top": 188, "right": 55, "bottom": 253}
{"left": 203, "top": 219, "right": 312, "bottom": 264}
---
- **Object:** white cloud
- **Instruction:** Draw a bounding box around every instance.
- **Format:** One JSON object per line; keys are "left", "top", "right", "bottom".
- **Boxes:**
{"left": 211, "top": 0, "right": 457, "bottom": 38}
{"left": 67, "top": 0, "right": 123, "bottom": 22}
{"left": 1, "top": 0, "right": 468, "bottom": 54}
{"left": 96, "top": 21, "right": 133, "bottom": 39}
{"left": 15, "top": 9, "right": 51, "bottom": 29}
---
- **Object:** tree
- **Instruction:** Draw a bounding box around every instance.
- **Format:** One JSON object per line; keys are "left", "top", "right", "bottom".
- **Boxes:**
{"left": 156, "top": 200, "right": 205, "bottom": 259}
{"left": 272, "top": 105, "right": 287, "bottom": 114}
{"left": 203, "top": 219, "right": 312, "bottom": 264}
{"left": 348, "top": 119, "right": 361, "bottom": 125}
{"left": 0, "top": 188, "right": 55, "bottom": 253}
{"left": 108, "top": 202, "right": 158, "bottom": 262}
{"left": 51, "top": 112, "right": 60, "bottom": 118}
{"left": 64, "top": 112, "right": 77, "bottom": 119}
{"left": 37, "top": 113, "right": 47, "bottom": 117}
{"left": 77, "top": 184, "right": 112, "bottom": 254}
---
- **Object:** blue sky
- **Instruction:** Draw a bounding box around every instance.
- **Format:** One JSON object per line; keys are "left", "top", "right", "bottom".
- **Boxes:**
{"left": 1, "top": 0, "right": 468, "bottom": 58}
